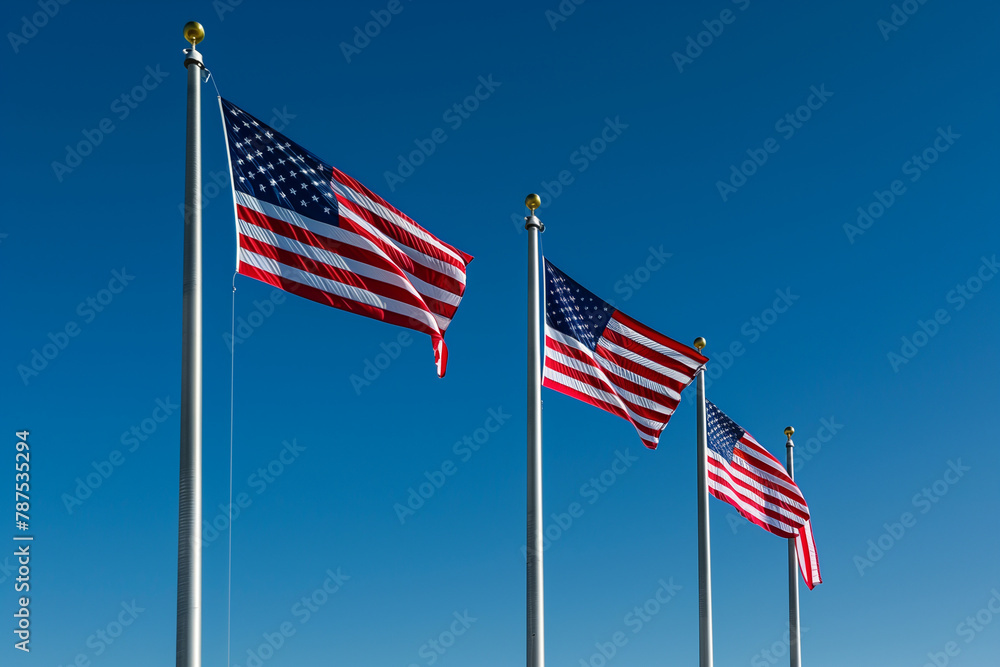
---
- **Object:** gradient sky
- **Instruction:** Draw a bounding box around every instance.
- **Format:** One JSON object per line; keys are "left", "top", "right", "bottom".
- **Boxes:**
{"left": 3, "top": 1, "right": 999, "bottom": 666}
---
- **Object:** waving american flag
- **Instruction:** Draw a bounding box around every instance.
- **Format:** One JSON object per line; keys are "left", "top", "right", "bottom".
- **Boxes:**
{"left": 219, "top": 98, "right": 472, "bottom": 376}
{"left": 542, "top": 260, "right": 707, "bottom": 449}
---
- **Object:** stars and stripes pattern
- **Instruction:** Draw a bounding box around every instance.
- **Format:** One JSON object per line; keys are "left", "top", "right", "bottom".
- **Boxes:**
{"left": 542, "top": 260, "right": 707, "bottom": 450}
{"left": 705, "top": 401, "right": 821, "bottom": 589}
{"left": 219, "top": 98, "right": 472, "bottom": 376}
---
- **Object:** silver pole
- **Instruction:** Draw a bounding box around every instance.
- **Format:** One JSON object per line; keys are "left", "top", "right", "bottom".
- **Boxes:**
{"left": 524, "top": 195, "right": 544, "bottom": 667}
{"left": 693, "top": 338, "right": 713, "bottom": 667}
{"left": 785, "top": 427, "right": 801, "bottom": 667}
{"left": 177, "top": 21, "right": 205, "bottom": 667}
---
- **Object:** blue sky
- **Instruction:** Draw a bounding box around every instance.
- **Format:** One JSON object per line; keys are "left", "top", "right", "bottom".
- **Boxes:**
{"left": 3, "top": 0, "right": 999, "bottom": 666}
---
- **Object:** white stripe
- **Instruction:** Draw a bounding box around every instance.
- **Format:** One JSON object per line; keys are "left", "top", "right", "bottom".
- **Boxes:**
{"left": 708, "top": 462, "right": 802, "bottom": 535}
{"left": 237, "top": 219, "right": 460, "bottom": 312}
{"left": 236, "top": 191, "right": 465, "bottom": 298}
{"left": 542, "top": 364, "right": 664, "bottom": 432}
{"left": 595, "top": 352, "right": 682, "bottom": 404}
{"left": 334, "top": 202, "right": 467, "bottom": 288}
{"left": 544, "top": 347, "right": 672, "bottom": 422}
{"left": 545, "top": 327, "right": 674, "bottom": 419}
{"left": 329, "top": 178, "right": 468, "bottom": 277}
{"left": 710, "top": 454, "right": 809, "bottom": 520}
{"left": 238, "top": 249, "right": 443, "bottom": 334}
{"left": 607, "top": 317, "right": 702, "bottom": 371}
{"left": 597, "top": 337, "right": 695, "bottom": 387}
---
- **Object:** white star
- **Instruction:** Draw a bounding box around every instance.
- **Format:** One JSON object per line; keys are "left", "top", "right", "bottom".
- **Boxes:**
{"left": 300, "top": 199, "right": 307, "bottom": 206}
{"left": 323, "top": 207, "right": 331, "bottom": 214}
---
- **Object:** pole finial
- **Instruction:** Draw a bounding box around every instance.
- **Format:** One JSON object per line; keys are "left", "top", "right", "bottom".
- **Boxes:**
{"left": 693, "top": 337, "right": 706, "bottom": 352}
{"left": 184, "top": 21, "right": 205, "bottom": 47}
{"left": 784, "top": 426, "right": 795, "bottom": 438}
{"left": 525, "top": 193, "right": 541, "bottom": 212}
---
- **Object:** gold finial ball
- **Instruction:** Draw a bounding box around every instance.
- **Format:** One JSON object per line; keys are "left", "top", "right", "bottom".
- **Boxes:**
{"left": 693, "top": 337, "right": 706, "bottom": 351}
{"left": 784, "top": 426, "right": 795, "bottom": 437}
{"left": 184, "top": 21, "right": 205, "bottom": 46}
{"left": 525, "top": 193, "right": 541, "bottom": 211}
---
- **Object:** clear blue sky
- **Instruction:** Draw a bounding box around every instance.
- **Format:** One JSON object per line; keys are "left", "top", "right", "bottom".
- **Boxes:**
{"left": 4, "top": 0, "right": 999, "bottom": 666}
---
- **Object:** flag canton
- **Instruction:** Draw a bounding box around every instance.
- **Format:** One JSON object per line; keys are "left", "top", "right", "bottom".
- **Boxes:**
{"left": 705, "top": 401, "right": 743, "bottom": 463}
{"left": 221, "top": 98, "right": 339, "bottom": 225}
{"left": 544, "top": 260, "right": 613, "bottom": 352}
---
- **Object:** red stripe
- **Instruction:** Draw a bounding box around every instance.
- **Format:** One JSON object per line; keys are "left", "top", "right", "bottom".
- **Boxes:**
{"left": 708, "top": 477, "right": 799, "bottom": 539}
{"left": 238, "top": 261, "right": 437, "bottom": 338}
{"left": 331, "top": 168, "right": 473, "bottom": 267}
{"left": 722, "top": 463, "right": 810, "bottom": 524}
{"left": 718, "top": 453, "right": 809, "bottom": 521}
{"left": 545, "top": 347, "right": 670, "bottom": 425}
{"left": 601, "top": 325, "right": 701, "bottom": 384}
{"left": 708, "top": 462, "right": 807, "bottom": 533}
{"left": 732, "top": 448, "right": 805, "bottom": 501}
{"left": 541, "top": 376, "right": 661, "bottom": 446}
{"left": 238, "top": 233, "right": 447, "bottom": 321}
{"left": 237, "top": 204, "right": 464, "bottom": 316}
{"left": 796, "top": 522, "right": 822, "bottom": 589}
{"left": 594, "top": 343, "right": 690, "bottom": 396}
{"left": 611, "top": 311, "right": 707, "bottom": 365}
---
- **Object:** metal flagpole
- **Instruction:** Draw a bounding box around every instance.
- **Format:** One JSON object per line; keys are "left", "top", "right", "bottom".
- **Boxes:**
{"left": 178, "top": 21, "right": 205, "bottom": 667}
{"left": 524, "top": 193, "right": 545, "bottom": 667}
{"left": 785, "top": 426, "right": 802, "bottom": 667}
{"left": 693, "top": 337, "right": 713, "bottom": 667}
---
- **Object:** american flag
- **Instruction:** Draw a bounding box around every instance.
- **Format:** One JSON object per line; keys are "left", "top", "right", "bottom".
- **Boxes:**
{"left": 542, "top": 260, "right": 707, "bottom": 450}
{"left": 219, "top": 98, "right": 472, "bottom": 376}
{"left": 705, "top": 401, "right": 822, "bottom": 589}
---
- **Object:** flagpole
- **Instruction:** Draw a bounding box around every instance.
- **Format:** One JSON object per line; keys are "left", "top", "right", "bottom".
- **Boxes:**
{"left": 524, "top": 194, "right": 545, "bottom": 667}
{"left": 693, "top": 337, "right": 713, "bottom": 667}
{"left": 178, "top": 21, "right": 205, "bottom": 667}
{"left": 785, "top": 426, "right": 802, "bottom": 667}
